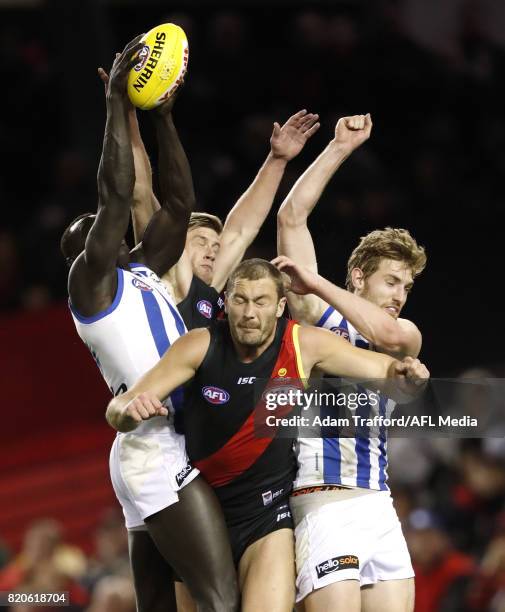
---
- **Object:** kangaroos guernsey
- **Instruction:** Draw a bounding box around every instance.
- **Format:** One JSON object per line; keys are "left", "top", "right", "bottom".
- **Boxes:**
{"left": 184, "top": 317, "right": 305, "bottom": 523}
{"left": 294, "top": 305, "right": 395, "bottom": 492}
{"left": 69, "top": 263, "right": 187, "bottom": 434}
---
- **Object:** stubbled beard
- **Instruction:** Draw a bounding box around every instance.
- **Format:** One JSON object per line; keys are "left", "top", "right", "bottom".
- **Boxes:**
{"left": 236, "top": 329, "right": 263, "bottom": 346}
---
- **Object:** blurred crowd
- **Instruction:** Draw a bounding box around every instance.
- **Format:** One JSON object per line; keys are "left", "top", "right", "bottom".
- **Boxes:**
{"left": 1, "top": 430, "right": 505, "bottom": 612}
{"left": 0, "top": 509, "right": 134, "bottom": 612}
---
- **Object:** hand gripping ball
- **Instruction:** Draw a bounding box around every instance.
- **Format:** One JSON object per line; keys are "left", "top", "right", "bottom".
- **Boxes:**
{"left": 127, "top": 23, "right": 188, "bottom": 110}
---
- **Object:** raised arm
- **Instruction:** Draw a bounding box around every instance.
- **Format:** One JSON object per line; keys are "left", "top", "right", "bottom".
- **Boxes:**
{"left": 299, "top": 325, "right": 428, "bottom": 400}
{"left": 274, "top": 256, "right": 422, "bottom": 358}
{"left": 277, "top": 114, "right": 372, "bottom": 324}
{"left": 106, "top": 328, "right": 210, "bottom": 432}
{"left": 83, "top": 37, "right": 143, "bottom": 279}
{"left": 129, "top": 108, "right": 161, "bottom": 243}
{"left": 98, "top": 65, "right": 161, "bottom": 244}
{"left": 137, "top": 97, "right": 195, "bottom": 277}
{"left": 210, "top": 109, "right": 320, "bottom": 292}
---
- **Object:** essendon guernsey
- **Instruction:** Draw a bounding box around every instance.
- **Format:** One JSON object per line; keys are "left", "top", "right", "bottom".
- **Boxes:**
{"left": 183, "top": 318, "right": 305, "bottom": 522}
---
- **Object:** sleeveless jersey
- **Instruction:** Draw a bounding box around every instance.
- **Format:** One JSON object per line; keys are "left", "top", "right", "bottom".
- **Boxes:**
{"left": 294, "top": 305, "right": 395, "bottom": 491}
{"left": 69, "top": 263, "right": 187, "bottom": 434}
{"left": 184, "top": 318, "right": 304, "bottom": 522}
{"left": 177, "top": 274, "right": 224, "bottom": 330}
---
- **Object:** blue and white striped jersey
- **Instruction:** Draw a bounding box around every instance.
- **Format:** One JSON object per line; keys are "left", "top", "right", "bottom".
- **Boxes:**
{"left": 70, "top": 263, "right": 187, "bottom": 434}
{"left": 294, "top": 305, "right": 395, "bottom": 491}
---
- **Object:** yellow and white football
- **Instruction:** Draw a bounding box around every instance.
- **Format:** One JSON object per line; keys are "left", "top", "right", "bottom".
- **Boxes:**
{"left": 127, "top": 23, "right": 188, "bottom": 110}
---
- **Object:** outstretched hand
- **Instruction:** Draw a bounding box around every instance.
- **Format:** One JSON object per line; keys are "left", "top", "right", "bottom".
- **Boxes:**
{"left": 332, "top": 113, "right": 372, "bottom": 154}
{"left": 271, "top": 255, "right": 320, "bottom": 295}
{"left": 103, "top": 34, "right": 145, "bottom": 96}
{"left": 270, "top": 109, "right": 320, "bottom": 161}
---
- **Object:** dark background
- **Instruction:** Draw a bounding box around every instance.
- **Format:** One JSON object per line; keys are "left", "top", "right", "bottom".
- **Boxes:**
{"left": 1, "top": 0, "right": 504, "bottom": 375}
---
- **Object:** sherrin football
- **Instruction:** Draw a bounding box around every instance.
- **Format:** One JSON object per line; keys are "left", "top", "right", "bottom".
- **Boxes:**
{"left": 127, "top": 23, "right": 188, "bottom": 110}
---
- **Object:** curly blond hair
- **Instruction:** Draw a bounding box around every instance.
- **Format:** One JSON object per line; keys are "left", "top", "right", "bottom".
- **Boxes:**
{"left": 346, "top": 227, "right": 426, "bottom": 291}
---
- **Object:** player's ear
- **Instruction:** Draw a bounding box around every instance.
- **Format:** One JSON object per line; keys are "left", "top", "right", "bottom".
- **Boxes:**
{"left": 276, "top": 296, "right": 287, "bottom": 318}
{"left": 351, "top": 267, "right": 364, "bottom": 292}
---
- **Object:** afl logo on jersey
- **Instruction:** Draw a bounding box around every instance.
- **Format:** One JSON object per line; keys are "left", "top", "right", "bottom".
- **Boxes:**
{"left": 330, "top": 326, "right": 350, "bottom": 342}
{"left": 132, "top": 278, "right": 153, "bottom": 292}
{"left": 202, "top": 386, "right": 230, "bottom": 405}
{"left": 197, "top": 300, "right": 213, "bottom": 319}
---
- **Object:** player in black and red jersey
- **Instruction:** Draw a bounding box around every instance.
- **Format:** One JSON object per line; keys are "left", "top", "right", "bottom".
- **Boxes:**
{"left": 106, "top": 259, "right": 428, "bottom": 612}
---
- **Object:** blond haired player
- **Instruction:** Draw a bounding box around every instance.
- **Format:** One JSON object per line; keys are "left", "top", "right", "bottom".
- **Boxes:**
{"left": 276, "top": 114, "right": 426, "bottom": 611}
{"left": 127, "top": 106, "right": 320, "bottom": 329}
{"left": 105, "top": 258, "right": 428, "bottom": 612}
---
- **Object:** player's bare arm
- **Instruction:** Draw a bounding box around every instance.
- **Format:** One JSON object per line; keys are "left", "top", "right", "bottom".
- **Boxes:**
{"left": 298, "top": 324, "right": 429, "bottom": 400}
{"left": 128, "top": 106, "right": 161, "bottom": 243}
{"left": 132, "top": 98, "right": 195, "bottom": 277}
{"left": 273, "top": 255, "right": 422, "bottom": 358}
{"left": 68, "top": 36, "right": 144, "bottom": 317}
{"left": 98, "top": 64, "right": 161, "bottom": 245}
{"left": 106, "top": 328, "right": 210, "bottom": 432}
{"left": 209, "top": 109, "right": 320, "bottom": 293}
{"left": 277, "top": 114, "right": 372, "bottom": 324}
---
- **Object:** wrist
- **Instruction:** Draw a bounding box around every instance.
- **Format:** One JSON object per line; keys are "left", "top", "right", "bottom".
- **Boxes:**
{"left": 267, "top": 151, "right": 289, "bottom": 166}
{"left": 326, "top": 140, "right": 353, "bottom": 162}
{"left": 311, "top": 273, "right": 325, "bottom": 296}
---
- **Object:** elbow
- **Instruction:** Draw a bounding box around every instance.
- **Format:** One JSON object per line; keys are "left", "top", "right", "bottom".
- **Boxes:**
{"left": 277, "top": 198, "right": 306, "bottom": 229}
{"left": 373, "top": 327, "right": 415, "bottom": 357}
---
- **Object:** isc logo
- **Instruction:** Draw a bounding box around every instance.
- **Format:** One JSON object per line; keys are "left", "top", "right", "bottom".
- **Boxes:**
{"left": 237, "top": 377, "right": 256, "bottom": 385}
{"left": 202, "top": 386, "right": 230, "bottom": 405}
{"left": 197, "top": 300, "right": 213, "bottom": 319}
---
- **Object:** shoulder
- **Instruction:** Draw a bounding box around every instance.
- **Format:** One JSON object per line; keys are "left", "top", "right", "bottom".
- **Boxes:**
{"left": 173, "top": 327, "right": 212, "bottom": 365}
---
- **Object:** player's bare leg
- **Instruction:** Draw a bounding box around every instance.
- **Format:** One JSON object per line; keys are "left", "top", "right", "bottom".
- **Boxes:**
{"left": 144, "top": 476, "right": 239, "bottom": 612}
{"left": 128, "top": 530, "right": 177, "bottom": 612}
{"left": 361, "top": 578, "right": 415, "bottom": 612}
{"left": 175, "top": 582, "right": 197, "bottom": 612}
{"left": 303, "top": 580, "right": 360, "bottom": 612}
{"left": 239, "top": 528, "right": 295, "bottom": 612}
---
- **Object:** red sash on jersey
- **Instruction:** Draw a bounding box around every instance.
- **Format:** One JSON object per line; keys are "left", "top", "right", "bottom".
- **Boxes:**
{"left": 194, "top": 319, "right": 305, "bottom": 487}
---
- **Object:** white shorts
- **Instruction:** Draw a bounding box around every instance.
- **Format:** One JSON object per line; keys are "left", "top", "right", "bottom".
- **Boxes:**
{"left": 109, "top": 430, "right": 199, "bottom": 529}
{"left": 294, "top": 491, "right": 414, "bottom": 602}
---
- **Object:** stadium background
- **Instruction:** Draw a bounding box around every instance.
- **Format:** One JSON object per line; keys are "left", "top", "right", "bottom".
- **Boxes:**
{"left": 1, "top": 0, "right": 504, "bottom": 610}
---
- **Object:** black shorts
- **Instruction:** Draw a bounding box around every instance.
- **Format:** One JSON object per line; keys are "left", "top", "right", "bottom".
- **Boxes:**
{"left": 226, "top": 496, "right": 294, "bottom": 566}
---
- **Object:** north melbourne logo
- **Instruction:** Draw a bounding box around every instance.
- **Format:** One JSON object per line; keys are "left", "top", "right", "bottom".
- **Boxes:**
{"left": 132, "top": 278, "right": 153, "bottom": 292}
{"left": 329, "top": 326, "right": 350, "bottom": 342}
{"left": 315, "top": 555, "right": 359, "bottom": 579}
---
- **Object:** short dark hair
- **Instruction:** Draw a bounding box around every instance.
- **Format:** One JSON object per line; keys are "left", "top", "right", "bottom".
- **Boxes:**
{"left": 60, "top": 213, "right": 96, "bottom": 268}
{"left": 226, "top": 258, "right": 285, "bottom": 300}
{"left": 188, "top": 212, "right": 223, "bottom": 235}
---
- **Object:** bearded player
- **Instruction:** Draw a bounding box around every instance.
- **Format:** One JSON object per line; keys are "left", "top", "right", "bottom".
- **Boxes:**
{"left": 61, "top": 38, "right": 238, "bottom": 612}
{"left": 106, "top": 258, "right": 429, "bottom": 612}
{"left": 276, "top": 113, "right": 426, "bottom": 611}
